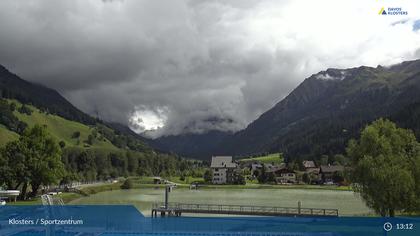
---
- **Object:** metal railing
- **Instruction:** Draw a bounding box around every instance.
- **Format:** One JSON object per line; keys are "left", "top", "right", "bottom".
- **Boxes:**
{"left": 152, "top": 202, "right": 338, "bottom": 217}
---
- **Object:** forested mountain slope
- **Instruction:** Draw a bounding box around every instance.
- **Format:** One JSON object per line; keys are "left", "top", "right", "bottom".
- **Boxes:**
{"left": 153, "top": 59, "right": 420, "bottom": 161}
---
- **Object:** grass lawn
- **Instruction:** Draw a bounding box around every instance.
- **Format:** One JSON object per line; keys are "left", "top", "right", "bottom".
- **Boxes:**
{"left": 80, "top": 182, "right": 123, "bottom": 195}
{"left": 7, "top": 198, "right": 41, "bottom": 205}
{"left": 238, "top": 153, "right": 283, "bottom": 164}
{"left": 127, "top": 176, "right": 352, "bottom": 191}
{"left": 168, "top": 176, "right": 205, "bottom": 185}
{"left": 5, "top": 99, "right": 118, "bottom": 150}
{"left": 198, "top": 183, "right": 353, "bottom": 191}
{"left": 7, "top": 182, "right": 123, "bottom": 206}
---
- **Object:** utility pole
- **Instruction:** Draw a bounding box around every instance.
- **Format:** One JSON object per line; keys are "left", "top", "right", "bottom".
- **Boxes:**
{"left": 165, "top": 185, "right": 171, "bottom": 209}
{"left": 298, "top": 201, "right": 301, "bottom": 215}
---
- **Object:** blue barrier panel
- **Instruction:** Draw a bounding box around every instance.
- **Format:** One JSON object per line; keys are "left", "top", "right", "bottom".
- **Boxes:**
{"left": 1, "top": 205, "right": 418, "bottom": 236}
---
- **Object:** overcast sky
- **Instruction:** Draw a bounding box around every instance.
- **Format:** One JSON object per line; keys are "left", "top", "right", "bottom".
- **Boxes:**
{"left": 1, "top": 0, "right": 420, "bottom": 137}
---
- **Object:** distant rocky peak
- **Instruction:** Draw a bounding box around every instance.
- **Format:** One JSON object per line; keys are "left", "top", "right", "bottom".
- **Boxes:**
{"left": 314, "top": 69, "right": 347, "bottom": 81}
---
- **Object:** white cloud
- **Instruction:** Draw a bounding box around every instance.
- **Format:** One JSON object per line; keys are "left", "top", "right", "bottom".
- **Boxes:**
{"left": 129, "top": 106, "right": 168, "bottom": 133}
{"left": 315, "top": 72, "right": 345, "bottom": 81}
{"left": 0, "top": 0, "right": 419, "bottom": 137}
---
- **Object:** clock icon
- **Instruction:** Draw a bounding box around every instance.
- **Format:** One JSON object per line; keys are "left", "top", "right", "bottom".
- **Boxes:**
{"left": 384, "top": 222, "right": 393, "bottom": 232}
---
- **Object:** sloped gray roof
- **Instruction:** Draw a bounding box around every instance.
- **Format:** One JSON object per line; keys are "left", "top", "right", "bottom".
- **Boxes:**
{"left": 211, "top": 156, "right": 237, "bottom": 168}
{"left": 251, "top": 163, "right": 263, "bottom": 169}
{"left": 305, "top": 168, "right": 320, "bottom": 174}
{"left": 265, "top": 163, "right": 287, "bottom": 173}
{"left": 303, "top": 161, "right": 316, "bottom": 168}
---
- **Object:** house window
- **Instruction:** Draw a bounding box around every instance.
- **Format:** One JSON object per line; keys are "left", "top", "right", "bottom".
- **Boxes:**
{"left": 215, "top": 168, "right": 219, "bottom": 171}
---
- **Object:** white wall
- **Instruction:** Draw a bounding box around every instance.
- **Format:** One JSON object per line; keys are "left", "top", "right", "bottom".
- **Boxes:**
{"left": 212, "top": 168, "right": 227, "bottom": 184}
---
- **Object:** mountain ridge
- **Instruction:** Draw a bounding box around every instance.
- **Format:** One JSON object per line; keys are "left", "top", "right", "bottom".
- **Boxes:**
{"left": 153, "top": 59, "right": 420, "bottom": 160}
{"left": 0, "top": 65, "right": 154, "bottom": 153}
{"left": 3, "top": 59, "right": 420, "bottom": 161}
{"left": 0, "top": 64, "right": 96, "bottom": 125}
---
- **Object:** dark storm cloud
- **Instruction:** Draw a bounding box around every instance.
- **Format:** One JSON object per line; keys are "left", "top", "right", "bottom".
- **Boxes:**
{"left": 0, "top": 0, "right": 167, "bottom": 90}
{"left": 1, "top": 0, "right": 419, "bottom": 137}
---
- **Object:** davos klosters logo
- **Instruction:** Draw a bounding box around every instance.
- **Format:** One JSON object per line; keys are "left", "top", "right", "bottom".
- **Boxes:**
{"left": 378, "top": 7, "right": 408, "bottom": 15}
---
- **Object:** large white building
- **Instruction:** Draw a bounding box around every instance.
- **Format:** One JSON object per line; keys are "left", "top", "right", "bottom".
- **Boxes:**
{"left": 210, "top": 156, "right": 237, "bottom": 184}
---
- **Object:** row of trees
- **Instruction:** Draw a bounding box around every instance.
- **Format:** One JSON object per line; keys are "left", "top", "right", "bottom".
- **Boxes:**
{"left": 61, "top": 147, "right": 194, "bottom": 182}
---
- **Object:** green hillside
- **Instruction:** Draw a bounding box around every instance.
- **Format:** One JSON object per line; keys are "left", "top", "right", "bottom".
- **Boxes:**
{"left": 0, "top": 124, "right": 19, "bottom": 145}
{"left": 1, "top": 65, "right": 196, "bottom": 197}
{"left": 238, "top": 153, "right": 283, "bottom": 164}
{"left": 3, "top": 99, "right": 117, "bottom": 150}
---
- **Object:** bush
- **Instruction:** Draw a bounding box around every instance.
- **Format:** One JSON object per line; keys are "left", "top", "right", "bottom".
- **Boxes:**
{"left": 120, "top": 179, "right": 133, "bottom": 189}
{"left": 0, "top": 99, "right": 27, "bottom": 134}
{"left": 203, "top": 169, "right": 212, "bottom": 183}
{"left": 18, "top": 104, "right": 32, "bottom": 115}
{"left": 86, "top": 134, "right": 94, "bottom": 145}
{"left": 72, "top": 131, "right": 81, "bottom": 139}
{"left": 9, "top": 102, "right": 16, "bottom": 111}
{"left": 302, "top": 173, "right": 310, "bottom": 184}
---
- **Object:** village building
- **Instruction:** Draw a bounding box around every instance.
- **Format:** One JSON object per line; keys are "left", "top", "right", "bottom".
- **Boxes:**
{"left": 265, "top": 163, "right": 276, "bottom": 171}
{"left": 302, "top": 160, "right": 321, "bottom": 184}
{"left": 320, "top": 165, "right": 344, "bottom": 184}
{"left": 305, "top": 167, "right": 321, "bottom": 184}
{"left": 275, "top": 168, "right": 296, "bottom": 184}
{"left": 211, "top": 156, "right": 238, "bottom": 184}
{"left": 302, "top": 160, "right": 316, "bottom": 170}
{"left": 265, "top": 165, "right": 296, "bottom": 184}
{"left": 249, "top": 162, "right": 263, "bottom": 177}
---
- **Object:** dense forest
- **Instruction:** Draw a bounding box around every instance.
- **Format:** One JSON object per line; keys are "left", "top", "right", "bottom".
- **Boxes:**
{"left": 61, "top": 147, "right": 196, "bottom": 182}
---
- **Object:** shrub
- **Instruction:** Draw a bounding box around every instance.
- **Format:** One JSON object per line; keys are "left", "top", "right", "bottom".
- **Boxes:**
{"left": 120, "top": 179, "right": 133, "bottom": 189}
{"left": 72, "top": 131, "right": 81, "bottom": 139}
{"left": 18, "top": 104, "right": 32, "bottom": 115}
